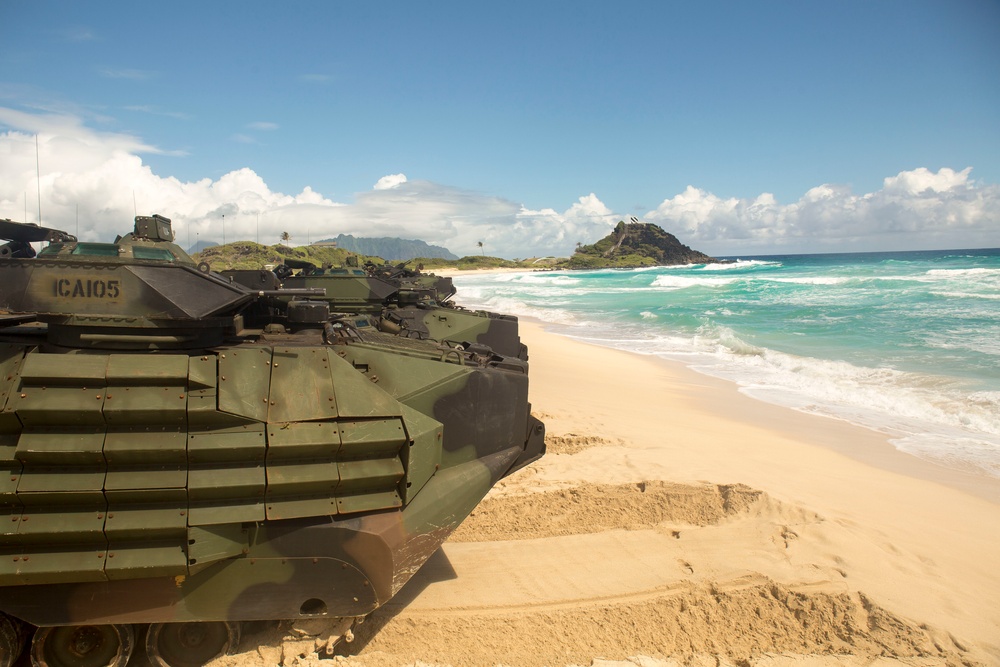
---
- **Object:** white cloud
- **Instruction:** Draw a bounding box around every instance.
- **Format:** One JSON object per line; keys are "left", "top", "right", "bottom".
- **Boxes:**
{"left": 1, "top": 107, "right": 998, "bottom": 258}
{"left": 646, "top": 168, "right": 1000, "bottom": 255}
{"left": 882, "top": 167, "right": 972, "bottom": 195}
{"left": 373, "top": 174, "right": 407, "bottom": 190}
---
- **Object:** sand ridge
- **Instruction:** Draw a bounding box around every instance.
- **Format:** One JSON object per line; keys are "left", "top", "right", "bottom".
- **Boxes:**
{"left": 212, "top": 448, "right": 983, "bottom": 667}
{"left": 449, "top": 479, "right": 772, "bottom": 541}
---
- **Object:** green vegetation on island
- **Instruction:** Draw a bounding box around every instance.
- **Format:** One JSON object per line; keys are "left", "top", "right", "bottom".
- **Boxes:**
{"left": 191, "top": 222, "right": 716, "bottom": 273}
{"left": 192, "top": 241, "right": 382, "bottom": 271}
{"left": 190, "top": 241, "right": 544, "bottom": 272}
{"left": 564, "top": 220, "right": 718, "bottom": 269}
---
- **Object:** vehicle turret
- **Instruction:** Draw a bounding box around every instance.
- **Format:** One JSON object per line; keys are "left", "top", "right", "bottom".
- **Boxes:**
{"left": 0, "top": 216, "right": 321, "bottom": 350}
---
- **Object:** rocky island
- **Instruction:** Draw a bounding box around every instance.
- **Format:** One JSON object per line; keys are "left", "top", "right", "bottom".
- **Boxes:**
{"left": 565, "top": 220, "right": 719, "bottom": 269}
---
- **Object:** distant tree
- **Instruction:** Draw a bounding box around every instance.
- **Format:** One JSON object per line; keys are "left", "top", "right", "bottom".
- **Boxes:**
{"left": 280, "top": 231, "right": 291, "bottom": 246}
{"left": 477, "top": 241, "right": 484, "bottom": 256}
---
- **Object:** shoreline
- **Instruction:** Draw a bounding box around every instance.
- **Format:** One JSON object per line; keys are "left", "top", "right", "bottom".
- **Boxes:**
{"left": 512, "top": 318, "right": 1000, "bottom": 658}
{"left": 523, "top": 315, "right": 1000, "bottom": 506}
{"left": 438, "top": 265, "right": 1000, "bottom": 502}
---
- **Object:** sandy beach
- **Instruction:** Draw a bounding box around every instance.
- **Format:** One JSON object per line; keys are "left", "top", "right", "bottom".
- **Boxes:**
{"left": 216, "top": 307, "right": 1000, "bottom": 667}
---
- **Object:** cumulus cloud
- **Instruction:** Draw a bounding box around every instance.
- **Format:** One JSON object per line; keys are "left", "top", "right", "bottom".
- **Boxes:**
{"left": 646, "top": 167, "right": 1000, "bottom": 255}
{"left": 1, "top": 106, "right": 997, "bottom": 258}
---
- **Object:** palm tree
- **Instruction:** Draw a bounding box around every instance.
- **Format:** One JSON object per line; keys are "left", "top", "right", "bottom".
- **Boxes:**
{"left": 280, "top": 231, "right": 291, "bottom": 246}
{"left": 477, "top": 241, "right": 484, "bottom": 256}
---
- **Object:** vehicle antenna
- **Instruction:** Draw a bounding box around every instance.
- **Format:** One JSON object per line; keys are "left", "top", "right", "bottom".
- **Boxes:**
{"left": 35, "top": 134, "right": 42, "bottom": 224}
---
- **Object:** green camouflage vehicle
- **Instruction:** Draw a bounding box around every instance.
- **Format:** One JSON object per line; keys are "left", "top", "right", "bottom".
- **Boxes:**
{"left": 224, "top": 258, "right": 526, "bottom": 361}
{"left": 0, "top": 216, "right": 544, "bottom": 667}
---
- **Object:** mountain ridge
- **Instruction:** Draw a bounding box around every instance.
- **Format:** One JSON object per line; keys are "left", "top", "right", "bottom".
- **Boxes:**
{"left": 320, "top": 234, "right": 458, "bottom": 261}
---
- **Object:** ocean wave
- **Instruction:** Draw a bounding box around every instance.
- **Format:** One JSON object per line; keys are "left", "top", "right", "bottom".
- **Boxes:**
{"left": 571, "top": 318, "right": 1000, "bottom": 435}
{"left": 698, "top": 259, "right": 782, "bottom": 271}
{"left": 924, "top": 329, "right": 1000, "bottom": 356}
{"left": 926, "top": 267, "right": 1000, "bottom": 278}
{"left": 929, "top": 290, "right": 1000, "bottom": 301}
{"left": 651, "top": 275, "right": 740, "bottom": 289}
{"left": 892, "top": 435, "right": 1000, "bottom": 477}
{"left": 763, "top": 276, "right": 849, "bottom": 286}
{"left": 491, "top": 272, "right": 582, "bottom": 286}
{"left": 570, "top": 319, "right": 1000, "bottom": 475}
{"left": 695, "top": 348, "right": 1000, "bottom": 455}
{"left": 463, "top": 296, "right": 583, "bottom": 327}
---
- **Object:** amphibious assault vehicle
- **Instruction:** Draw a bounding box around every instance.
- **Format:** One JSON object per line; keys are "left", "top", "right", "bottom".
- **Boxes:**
{"left": 0, "top": 216, "right": 544, "bottom": 667}
{"left": 221, "top": 257, "right": 526, "bottom": 361}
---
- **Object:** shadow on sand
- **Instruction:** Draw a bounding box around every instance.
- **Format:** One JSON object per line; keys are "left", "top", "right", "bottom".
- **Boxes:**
{"left": 336, "top": 547, "right": 458, "bottom": 655}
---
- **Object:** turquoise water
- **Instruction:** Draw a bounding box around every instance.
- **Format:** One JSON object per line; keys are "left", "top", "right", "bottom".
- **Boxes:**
{"left": 450, "top": 248, "right": 1000, "bottom": 477}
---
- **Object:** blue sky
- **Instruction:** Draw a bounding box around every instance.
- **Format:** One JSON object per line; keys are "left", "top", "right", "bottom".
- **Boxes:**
{"left": 1, "top": 0, "right": 998, "bottom": 257}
